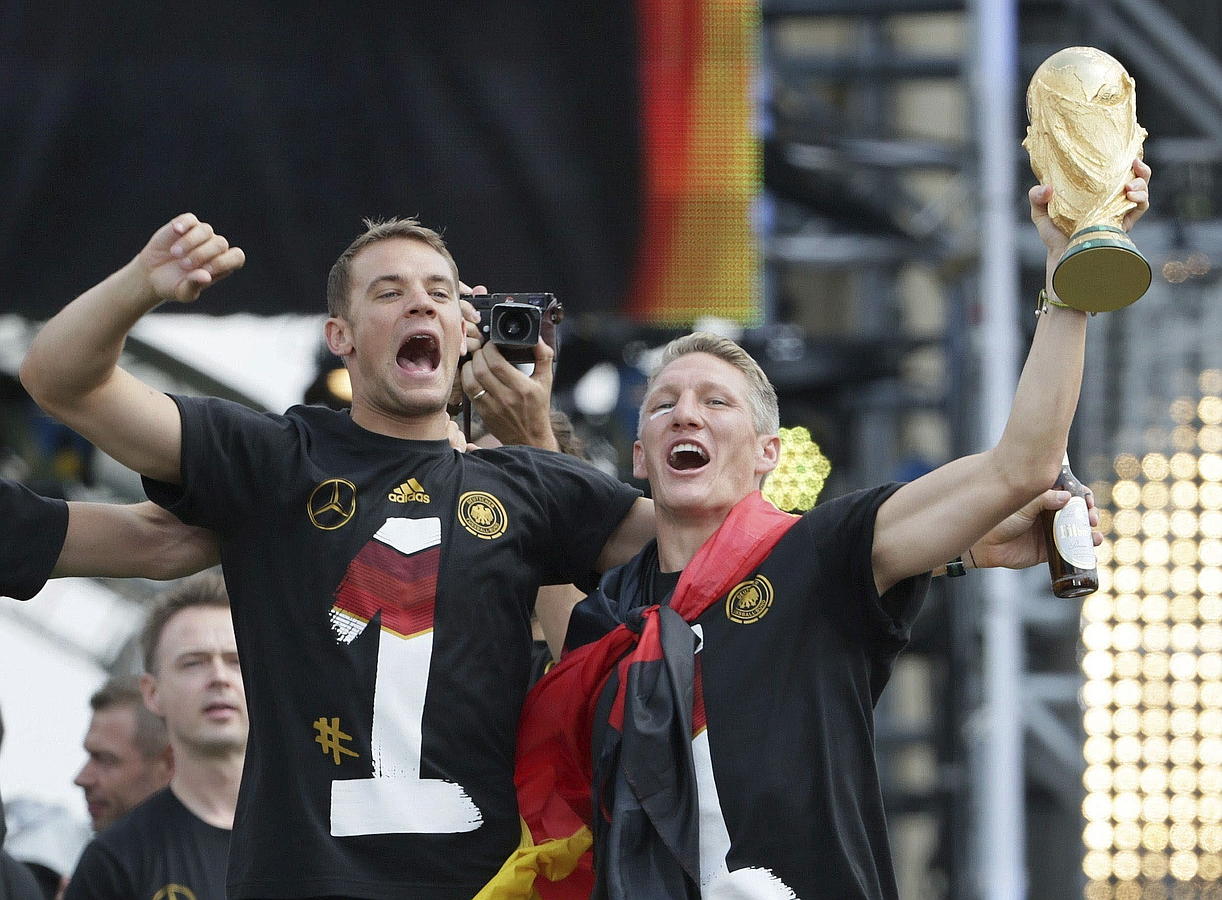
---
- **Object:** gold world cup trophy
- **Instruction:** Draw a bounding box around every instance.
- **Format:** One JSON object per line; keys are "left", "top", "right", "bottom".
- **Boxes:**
{"left": 1023, "top": 47, "right": 1150, "bottom": 312}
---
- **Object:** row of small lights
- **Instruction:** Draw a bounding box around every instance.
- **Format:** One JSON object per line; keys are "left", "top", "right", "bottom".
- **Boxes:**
{"left": 1082, "top": 371, "right": 1222, "bottom": 898}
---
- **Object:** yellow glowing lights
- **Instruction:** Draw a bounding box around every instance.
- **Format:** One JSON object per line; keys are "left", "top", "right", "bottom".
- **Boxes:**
{"left": 1171, "top": 452, "right": 1199, "bottom": 479}
{"left": 1143, "top": 482, "right": 1171, "bottom": 509}
{"left": 1202, "top": 453, "right": 1222, "bottom": 482}
{"left": 1084, "top": 394, "right": 1222, "bottom": 891}
{"left": 761, "top": 427, "right": 831, "bottom": 513}
{"left": 1114, "top": 480, "right": 1142, "bottom": 508}
{"left": 1119, "top": 506, "right": 1143, "bottom": 533}
{"left": 1143, "top": 453, "right": 1170, "bottom": 480}
{"left": 1171, "top": 398, "right": 1197, "bottom": 425}
{"left": 1201, "top": 396, "right": 1222, "bottom": 425}
{"left": 1204, "top": 511, "right": 1222, "bottom": 537}
{"left": 1115, "top": 453, "right": 1141, "bottom": 479}
{"left": 1174, "top": 424, "right": 1200, "bottom": 451}
{"left": 1114, "top": 537, "right": 1142, "bottom": 565}
{"left": 1143, "top": 538, "right": 1171, "bottom": 566}
{"left": 1144, "top": 510, "right": 1172, "bottom": 535}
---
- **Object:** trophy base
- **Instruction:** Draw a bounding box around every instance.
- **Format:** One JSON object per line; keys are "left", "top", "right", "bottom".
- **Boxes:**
{"left": 1052, "top": 225, "right": 1151, "bottom": 313}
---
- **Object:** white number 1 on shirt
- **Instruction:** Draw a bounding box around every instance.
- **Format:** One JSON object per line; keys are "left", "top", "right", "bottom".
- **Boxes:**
{"left": 327, "top": 517, "right": 483, "bottom": 837}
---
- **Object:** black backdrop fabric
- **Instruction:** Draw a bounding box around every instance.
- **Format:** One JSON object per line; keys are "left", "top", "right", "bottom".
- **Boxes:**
{"left": 3, "top": 1, "right": 641, "bottom": 318}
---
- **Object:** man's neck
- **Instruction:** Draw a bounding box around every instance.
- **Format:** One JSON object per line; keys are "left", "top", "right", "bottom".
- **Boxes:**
{"left": 350, "top": 403, "right": 451, "bottom": 441}
{"left": 654, "top": 508, "right": 726, "bottom": 573}
{"left": 169, "top": 746, "right": 243, "bottom": 831}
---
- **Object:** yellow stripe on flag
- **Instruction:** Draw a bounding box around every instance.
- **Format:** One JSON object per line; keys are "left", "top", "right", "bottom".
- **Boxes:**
{"left": 472, "top": 818, "right": 593, "bottom": 900}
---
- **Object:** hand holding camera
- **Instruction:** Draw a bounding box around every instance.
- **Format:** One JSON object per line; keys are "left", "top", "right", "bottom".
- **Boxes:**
{"left": 465, "top": 293, "right": 564, "bottom": 364}
{"left": 456, "top": 292, "right": 564, "bottom": 450}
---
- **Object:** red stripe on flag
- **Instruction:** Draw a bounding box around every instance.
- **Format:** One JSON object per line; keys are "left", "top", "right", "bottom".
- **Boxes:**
{"left": 608, "top": 612, "right": 667, "bottom": 731}
{"left": 691, "top": 655, "right": 706, "bottom": 736}
{"left": 626, "top": 0, "right": 703, "bottom": 319}
{"left": 333, "top": 540, "right": 439, "bottom": 637}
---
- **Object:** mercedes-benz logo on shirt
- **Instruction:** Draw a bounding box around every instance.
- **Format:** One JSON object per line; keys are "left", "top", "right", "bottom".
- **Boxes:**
{"left": 308, "top": 478, "right": 357, "bottom": 530}
{"left": 153, "top": 886, "right": 197, "bottom": 900}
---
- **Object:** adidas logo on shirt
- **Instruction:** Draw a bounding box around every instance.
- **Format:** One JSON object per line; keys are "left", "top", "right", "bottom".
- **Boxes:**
{"left": 388, "top": 478, "right": 430, "bottom": 504}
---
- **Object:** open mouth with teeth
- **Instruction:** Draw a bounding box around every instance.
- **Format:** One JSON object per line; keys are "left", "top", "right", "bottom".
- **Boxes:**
{"left": 668, "top": 442, "right": 709, "bottom": 471}
{"left": 397, "top": 334, "right": 440, "bottom": 374}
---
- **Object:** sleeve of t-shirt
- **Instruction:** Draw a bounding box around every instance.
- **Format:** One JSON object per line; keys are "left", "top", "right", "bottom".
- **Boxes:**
{"left": 491, "top": 447, "right": 642, "bottom": 585}
{"left": 804, "top": 482, "right": 932, "bottom": 652}
{"left": 0, "top": 478, "right": 69, "bottom": 601}
{"left": 62, "top": 840, "right": 132, "bottom": 900}
{"left": 142, "top": 394, "right": 295, "bottom": 532}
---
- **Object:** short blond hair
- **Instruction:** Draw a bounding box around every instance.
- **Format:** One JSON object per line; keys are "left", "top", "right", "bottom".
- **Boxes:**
{"left": 638, "top": 332, "right": 779, "bottom": 437}
{"left": 326, "top": 217, "right": 459, "bottom": 319}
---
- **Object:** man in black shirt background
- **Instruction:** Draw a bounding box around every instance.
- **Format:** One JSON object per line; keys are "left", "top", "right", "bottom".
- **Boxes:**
{"left": 67, "top": 572, "right": 241, "bottom": 900}
{"left": 73, "top": 676, "right": 171, "bottom": 834}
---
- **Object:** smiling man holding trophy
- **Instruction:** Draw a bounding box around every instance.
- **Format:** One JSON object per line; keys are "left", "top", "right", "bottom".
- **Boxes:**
{"left": 1025, "top": 46, "right": 1151, "bottom": 312}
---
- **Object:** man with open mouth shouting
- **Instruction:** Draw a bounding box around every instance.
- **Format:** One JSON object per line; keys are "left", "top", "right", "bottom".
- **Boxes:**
{"left": 514, "top": 160, "right": 1151, "bottom": 899}
{"left": 21, "top": 214, "right": 654, "bottom": 899}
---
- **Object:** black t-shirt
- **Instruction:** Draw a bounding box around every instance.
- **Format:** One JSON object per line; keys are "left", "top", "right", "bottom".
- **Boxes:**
{"left": 64, "top": 788, "right": 229, "bottom": 900}
{"left": 144, "top": 397, "right": 640, "bottom": 900}
{"left": 0, "top": 851, "right": 43, "bottom": 900}
{"left": 0, "top": 479, "right": 68, "bottom": 601}
{"left": 575, "top": 484, "right": 930, "bottom": 899}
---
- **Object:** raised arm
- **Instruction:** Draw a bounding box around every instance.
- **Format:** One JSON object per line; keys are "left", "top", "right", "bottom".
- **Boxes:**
{"left": 54, "top": 501, "right": 219, "bottom": 580}
{"left": 871, "top": 160, "right": 1150, "bottom": 594}
{"left": 20, "top": 214, "right": 245, "bottom": 484}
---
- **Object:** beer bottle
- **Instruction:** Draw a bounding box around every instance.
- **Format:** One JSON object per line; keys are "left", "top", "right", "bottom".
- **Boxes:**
{"left": 1041, "top": 452, "right": 1099, "bottom": 598}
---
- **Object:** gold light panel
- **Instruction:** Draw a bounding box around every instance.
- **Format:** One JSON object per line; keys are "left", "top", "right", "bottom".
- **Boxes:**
{"left": 761, "top": 426, "right": 831, "bottom": 512}
{"left": 1083, "top": 370, "right": 1222, "bottom": 900}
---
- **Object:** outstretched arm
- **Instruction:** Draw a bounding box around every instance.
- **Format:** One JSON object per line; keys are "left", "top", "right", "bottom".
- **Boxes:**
{"left": 930, "top": 488, "right": 1101, "bottom": 575}
{"left": 54, "top": 501, "right": 219, "bottom": 580}
{"left": 20, "top": 214, "right": 245, "bottom": 484}
{"left": 871, "top": 160, "right": 1149, "bottom": 594}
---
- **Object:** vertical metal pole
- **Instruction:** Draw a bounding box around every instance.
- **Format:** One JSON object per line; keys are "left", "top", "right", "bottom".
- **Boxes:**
{"left": 970, "top": 0, "right": 1026, "bottom": 897}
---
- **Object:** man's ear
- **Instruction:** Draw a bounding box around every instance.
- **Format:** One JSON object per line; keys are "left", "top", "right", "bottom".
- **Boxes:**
{"left": 632, "top": 440, "right": 647, "bottom": 481}
{"left": 325, "top": 317, "right": 354, "bottom": 358}
{"left": 153, "top": 743, "right": 174, "bottom": 777}
{"left": 757, "top": 434, "right": 780, "bottom": 477}
{"left": 139, "top": 672, "right": 162, "bottom": 718}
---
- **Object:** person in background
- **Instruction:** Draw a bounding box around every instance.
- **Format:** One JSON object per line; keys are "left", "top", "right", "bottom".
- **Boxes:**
{"left": 66, "top": 572, "right": 243, "bottom": 900}
{"left": 72, "top": 677, "right": 171, "bottom": 834}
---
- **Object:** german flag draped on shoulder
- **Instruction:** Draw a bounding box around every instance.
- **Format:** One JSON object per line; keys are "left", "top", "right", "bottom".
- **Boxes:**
{"left": 481, "top": 492, "right": 798, "bottom": 899}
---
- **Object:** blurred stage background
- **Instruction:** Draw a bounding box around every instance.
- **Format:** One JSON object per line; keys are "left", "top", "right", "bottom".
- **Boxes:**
{"left": 4, "top": 1, "right": 1222, "bottom": 897}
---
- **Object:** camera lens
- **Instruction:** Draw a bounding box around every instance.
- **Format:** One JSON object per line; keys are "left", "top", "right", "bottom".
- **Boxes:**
{"left": 499, "top": 310, "right": 532, "bottom": 340}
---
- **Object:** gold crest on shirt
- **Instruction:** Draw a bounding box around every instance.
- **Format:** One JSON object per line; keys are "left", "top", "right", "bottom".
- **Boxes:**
{"left": 725, "top": 575, "right": 774, "bottom": 624}
{"left": 458, "top": 491, "right": 508, "bottom": 540}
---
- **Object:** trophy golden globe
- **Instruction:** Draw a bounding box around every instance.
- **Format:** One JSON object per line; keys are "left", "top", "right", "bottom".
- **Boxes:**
{"left": 1023, "top": 47, "right": 1150, "bottom": 312}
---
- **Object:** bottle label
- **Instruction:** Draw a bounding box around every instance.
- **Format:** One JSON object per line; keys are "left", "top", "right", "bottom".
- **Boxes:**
{"left": 1053, "top": 496, "right": 1096, "bottom": 569}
